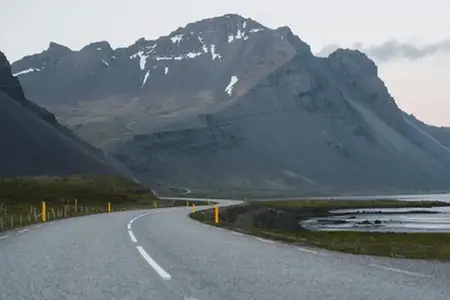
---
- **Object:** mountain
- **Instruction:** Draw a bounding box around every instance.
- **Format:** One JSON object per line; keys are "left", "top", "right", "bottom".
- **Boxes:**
{"left": 0, "top": 51, "right": 129, "bottom": 177}
{"left": 11, "top": 14, "right": 450, "bottom": 196}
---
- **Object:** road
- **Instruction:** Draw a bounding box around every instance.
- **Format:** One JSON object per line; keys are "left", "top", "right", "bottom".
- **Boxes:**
{"left": 1, "top": 199, "right": 449, "bottom": 300}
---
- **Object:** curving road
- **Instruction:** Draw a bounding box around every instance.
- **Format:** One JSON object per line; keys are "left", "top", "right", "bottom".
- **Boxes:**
{"left": 1, "top": 198, "right": 449, "bottom": 300}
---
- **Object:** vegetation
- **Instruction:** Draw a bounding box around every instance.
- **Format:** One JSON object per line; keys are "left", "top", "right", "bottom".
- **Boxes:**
{"left": 245, "top": 229, "right": 450, "bottom": 260}
{"left": 190, "top": 199, "right": 450, "bottom": 260}
{"left": 0, "top": 174, "right": 204, "bottom": 231}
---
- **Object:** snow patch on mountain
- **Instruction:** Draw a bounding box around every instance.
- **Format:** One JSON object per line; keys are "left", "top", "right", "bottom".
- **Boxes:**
{"left": 185, "top": 52, "right": 202, "bottom": 59}
{"left": 130, "top": 51, "right": 149, "bottom": 70}
{"left": 225, "top": 76, "right": 239, "bottom": 96}
{"left": 141, "top": 70, "right": 150, "bottom": 88}
{"left": 210, "top": 45, "right": 221, "bottom": 60}
{"left": 228, "top": 27, "right": 259, "bottom": 43}
{"left": 170, "top": 34, "right": 183, "bottom": 44}
{"left": 13, "top": 68, "right": 40, "bottom": 77}
{"left": 154, "top": 51, "right": 202, "bottom": 61}
{"left": 101, "top": 58, "right": 109, "bottom": 66}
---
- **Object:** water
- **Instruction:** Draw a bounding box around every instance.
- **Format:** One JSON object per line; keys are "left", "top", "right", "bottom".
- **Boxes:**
{"left": 317, "top": 193, "right": 450, "bottom": 203}
{"left": 303, "top": 194, "right": 450, "bottom": 233}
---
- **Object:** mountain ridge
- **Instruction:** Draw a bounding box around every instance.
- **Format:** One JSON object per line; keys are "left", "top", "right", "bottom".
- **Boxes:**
{"left": 10, "top": 13, "right": 450, "bottom": 196}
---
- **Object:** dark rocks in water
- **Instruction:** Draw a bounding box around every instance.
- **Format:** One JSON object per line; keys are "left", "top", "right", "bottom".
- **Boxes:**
{"left": 317, "top": 219, "right": 348, "bottom": 225}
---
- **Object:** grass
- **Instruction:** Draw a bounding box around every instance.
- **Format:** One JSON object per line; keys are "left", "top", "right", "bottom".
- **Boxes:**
{"left": 246, "top": 229, "right": 450, "bottom": 260}
{"left": 0, "top": 174, "right": 206, "bottom": 231}
{"left": 190, "top": 199, "right": 450, "bottom": 261}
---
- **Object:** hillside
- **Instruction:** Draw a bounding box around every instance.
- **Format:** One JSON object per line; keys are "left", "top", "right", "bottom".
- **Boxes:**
{"left": 0, "top": 51, "right": 127, "bottom": 177}
{"left": 11, "top": 14, "right": 450, "bottom": 196}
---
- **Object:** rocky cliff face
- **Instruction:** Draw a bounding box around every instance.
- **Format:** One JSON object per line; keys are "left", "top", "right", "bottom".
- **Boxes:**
{"left": 11, "top": 14, "right": 450, "bottom": 196}
{"left": 0, "top": 51, "right": 130, "bottom": 177}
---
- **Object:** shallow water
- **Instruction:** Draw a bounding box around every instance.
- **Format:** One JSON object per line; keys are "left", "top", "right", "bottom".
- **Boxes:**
{"left": 303, "top": 200, "right": 450, "bottom": 233}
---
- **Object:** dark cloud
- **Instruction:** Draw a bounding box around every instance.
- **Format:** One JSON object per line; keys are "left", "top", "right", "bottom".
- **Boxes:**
{"left": 316, "top": 40, "right": 450, "bottom": 62}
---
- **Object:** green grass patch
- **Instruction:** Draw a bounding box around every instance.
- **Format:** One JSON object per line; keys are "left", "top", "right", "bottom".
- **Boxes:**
{"left": 0, "top": 174, "right": 206, "bottom": 231}
{"left": 247, "top": 228, "right": 450, "bottom": 260}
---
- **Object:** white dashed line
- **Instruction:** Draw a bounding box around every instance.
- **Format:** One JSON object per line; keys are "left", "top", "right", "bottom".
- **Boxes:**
{"left": 369, "top": 264, "right": 431, "bottom": 278}
{"left": 128, "top": 230, "right": 138, "bottom": 243}
{"left": 297, "top": 247, "right": 326, "bottom": 255}
{"left": 127, "top": 223, "right": 132, "bottom": 230}
{"left": 34, "top": 225, "right": 43, "bottom": 229}
{"left": 0, "top": 235, "right": 9, "bottom": 240}
{"left": 17, "top": 229, "right": 28, "bottom": 234}
{"left": 254, "top": 237, "right": 275, "bottom": 244}
{"left": 231, "top": 231, "right": 243, "bottom": 236}
{"left": 136, "top": 246, "right": 172, "bottom": 280}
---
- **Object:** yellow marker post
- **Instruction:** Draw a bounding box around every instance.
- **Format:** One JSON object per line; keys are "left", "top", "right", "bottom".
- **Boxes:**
{"left": 192, "top": 204, "right": 196, "bottom": 213}
{"left": 41, "top": 201, "right": 46, "bottom": 222}
{"left": 107, "top": 202, "right": 111, "bottom": 213}
{"left": 186, "top": 201, "right": 189, "bottom": 207}
{"left": 153, "top": 200, "right": 157, "bottom": 208}
{"left": 214, "top": 206, "right": 219, "bottom": 224}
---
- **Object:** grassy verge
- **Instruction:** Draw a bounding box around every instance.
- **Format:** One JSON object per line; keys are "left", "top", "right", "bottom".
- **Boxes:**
{"left": 0, "top": 174, "right": 206, "bottom": 232}
{"left": 190, "top": 199, "right": 450, "bottom": 260}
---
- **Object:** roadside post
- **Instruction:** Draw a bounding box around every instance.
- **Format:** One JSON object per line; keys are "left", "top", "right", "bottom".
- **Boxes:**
{"left": 41, "top": 202, "right": 46, "bottom": 222}
{"left": 214, "top": 206, "right": 219, "bottom": 224}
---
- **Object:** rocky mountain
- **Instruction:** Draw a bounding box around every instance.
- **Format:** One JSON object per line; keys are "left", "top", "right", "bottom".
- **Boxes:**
{"left": 0, "top": 51, "right": 129, "bottom": 177}
{"left": 11, "top": 14, "right": 450, "bottom": 196}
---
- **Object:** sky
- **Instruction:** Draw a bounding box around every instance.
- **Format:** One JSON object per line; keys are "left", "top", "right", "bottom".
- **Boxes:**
{"left": 1, "top": 0, "right": 449, "bottom": 126}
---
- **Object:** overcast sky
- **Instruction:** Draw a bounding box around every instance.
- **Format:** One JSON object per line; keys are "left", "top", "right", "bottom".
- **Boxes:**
{"left": 1, "top": 0, "right": 449, "bottom": 126}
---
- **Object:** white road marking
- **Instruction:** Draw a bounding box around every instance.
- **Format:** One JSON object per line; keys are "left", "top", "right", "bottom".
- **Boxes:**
{"left": 254, "top": 237, "right": 275, "bottom": 244}
{"left": 296, "top": 247, "right": 326, "bottom": 255}
{"left": 215, "top": 227, "right": 224, "bottom": 231}
{"left": 128, "top": 230, "right": 138, "bottom": 243}
{"left": 127, "top": 223, "right": 132, "bottom": 230}
{"left": 369, "top": 263, "right": 431, "bottom": 278}
{"left": 136, "top": 246, "right": 172, "bottom": 280}
{"left": 17, "top": 229, "right": 28, "bottom": 234}
{"left": 0, "top": 235, "right": 9, "bottom": 240}
{"left": 48, "top": 222, "right": 55, "bottom": 225}
{"left": 34, "top": 225, "right": 43, "bottom": 229}
{"left": 231, "top": 231, "right": 243, "bottom": 236}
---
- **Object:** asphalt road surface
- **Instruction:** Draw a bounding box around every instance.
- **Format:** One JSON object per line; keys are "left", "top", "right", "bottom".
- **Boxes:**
{"left": 1, "top": 198, "right": 449, "bottom": 300}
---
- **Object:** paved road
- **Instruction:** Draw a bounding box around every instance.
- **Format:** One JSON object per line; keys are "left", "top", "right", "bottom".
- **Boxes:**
{"left": 1, "top": 199, "right": 449, "bottom": 300}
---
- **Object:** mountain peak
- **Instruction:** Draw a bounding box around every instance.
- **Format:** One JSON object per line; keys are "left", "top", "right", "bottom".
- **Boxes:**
{"left": 48, "top": 42, "right": 72, "bottom": 53}
{"left": 171, "top": 13, "right": 266, "bottom": 38}
{"left": 80, "top": 41, "right": 113, "bottom": 52}
{"left": 327, "top": 48, "right": 378, "bottom": 76}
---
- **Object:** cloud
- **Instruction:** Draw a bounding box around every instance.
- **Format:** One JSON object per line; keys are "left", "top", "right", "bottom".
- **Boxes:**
{"left": 316, "top": 39, "right": 450, "bottom": 62}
